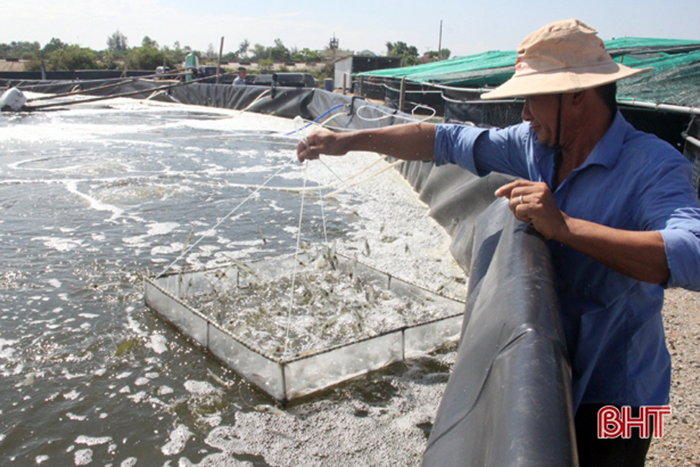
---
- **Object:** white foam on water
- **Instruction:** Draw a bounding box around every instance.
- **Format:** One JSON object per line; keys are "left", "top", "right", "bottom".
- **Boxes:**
{"left": 196, "top": 229, "right": 217, "bottom": 238}
{"left": 125, "top": 313, "right": 147, "bottom": 337}
{"left": 66, "top": 413, "right": 87, "bottom": 421}
{"left": 134, "top": 377, "right": 150, "bottom": 386}
{"left": 73, "top": 448, "right": 92, "bottom": 466}
{"left": 48, "top": 279, "right": 62, "bottom": 288}
{"left": 184, "top": 380, "right": 218, "bottom": 396}
{"left": 150, "top": 243, "right": 183, "bottom": 256}
{"left": 185, "top": 355, "right": 452, "bottom": 466}
{"left": 0, "top": 339, "right": 17, "bottom": 360}
{"left": 147, "top": 222, "right": 180, "bottom": 236}
{"left": 63, "top": 180, "right": 124, "bottom": 222}
{"left": 127, "top": 391, "right": 147, "bottom": 403}
{"left": 78, "top": 313, "right": 99, "bottom": 319}
{"left": 32, "top": 236, "right": 84, "bottom": 253}
{"left": 157, "top": 386, "right": 174, "bottom": 396}
{"left": 145, "top": 334, "right": 168, "bottom": 354}
{"left": 161, "top": 424, "right": 193, "bottom": 456}
{"left": 63, "top": 390, "right": 80, "bottom": 401}
{"left": 75, "top": 435, "right": 112, "bottom": 446}
{"left": 122, "top": 237, "right": 151, "bottom": 250}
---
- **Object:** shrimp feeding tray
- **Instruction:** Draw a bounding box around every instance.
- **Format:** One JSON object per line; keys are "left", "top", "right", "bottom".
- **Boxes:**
{"left": 144, "top": 251, "right": 465, "bottom": 402}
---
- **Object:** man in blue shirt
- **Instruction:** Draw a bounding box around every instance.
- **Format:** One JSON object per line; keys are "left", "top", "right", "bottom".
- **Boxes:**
{"left": 297, "top": 19, "right": 700, "bottom": 466}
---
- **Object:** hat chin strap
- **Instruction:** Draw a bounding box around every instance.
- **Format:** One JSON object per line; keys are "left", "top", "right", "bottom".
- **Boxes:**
{"left": 551, "top": 93, "right": 563, "bottom": 191}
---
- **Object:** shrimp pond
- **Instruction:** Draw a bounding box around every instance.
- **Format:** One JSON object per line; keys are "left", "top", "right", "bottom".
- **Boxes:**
{"left": 0, "top": 97, "right": 467, "bottom": 466}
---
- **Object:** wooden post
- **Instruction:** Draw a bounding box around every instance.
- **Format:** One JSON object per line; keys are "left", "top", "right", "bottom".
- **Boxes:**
{"left": 359, "top": 75, "right": 364, "bottom": 97}
{"left": 399, "top": 77, "right": 406, "bottom": 112}
{"left": 216, "top": 36, "right": 225, "bottom": 84}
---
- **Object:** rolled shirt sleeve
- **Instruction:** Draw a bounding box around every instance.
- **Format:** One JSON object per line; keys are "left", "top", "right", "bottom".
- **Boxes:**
{"left": 632, "top": 142, "right": 700, "bottom": 291}
{"left": 434, "top": 123, "right": 535, "bottom": 180}
{"left": 661, "top": 215, "right": 700, "bottom": 290}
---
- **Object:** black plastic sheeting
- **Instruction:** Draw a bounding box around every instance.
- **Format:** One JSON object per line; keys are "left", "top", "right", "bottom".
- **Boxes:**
{"left": 13, "top": 80, "right": 576, "bottom": 465}
{"left": 421, "top": 200, "right": 576, "bottom": 466}
{"left": 0, "top": 70, "right": 152, "bottom": 84}
{"left": 397, "top": 162, "right": 576, "bottom": 466}
{"left": 12, "top": 80, "right": 395, "bottom": 131}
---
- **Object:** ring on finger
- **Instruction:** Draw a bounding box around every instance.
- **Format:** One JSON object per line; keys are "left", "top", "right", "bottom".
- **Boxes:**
{"left": 519, "top": 195, "right": 524, "bottom": 205}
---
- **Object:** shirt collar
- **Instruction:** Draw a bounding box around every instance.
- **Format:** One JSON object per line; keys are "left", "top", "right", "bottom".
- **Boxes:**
{"left": 576, "top": 110, "right": 628, "bottom": 170}
{"left": 529, "top": 111, "right": 629, "bottom": 187}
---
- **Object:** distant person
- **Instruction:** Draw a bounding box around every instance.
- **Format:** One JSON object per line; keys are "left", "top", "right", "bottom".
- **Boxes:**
{"left": 233, "top": 67, "right": 247, "bottom": 86}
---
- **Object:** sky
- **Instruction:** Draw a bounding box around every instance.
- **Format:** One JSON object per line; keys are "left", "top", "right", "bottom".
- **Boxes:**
{"left": 3, "top": 0, "right": 700, "bottom": 58}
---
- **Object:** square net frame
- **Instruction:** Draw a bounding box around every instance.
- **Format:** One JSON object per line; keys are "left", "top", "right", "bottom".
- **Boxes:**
{"left": 144, "top": 252, "right": 465, "bottom": 402}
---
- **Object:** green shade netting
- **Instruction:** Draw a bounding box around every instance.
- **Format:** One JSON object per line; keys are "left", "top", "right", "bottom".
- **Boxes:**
{"left": 359, "top": 38, "right": 700, "bottom": 107}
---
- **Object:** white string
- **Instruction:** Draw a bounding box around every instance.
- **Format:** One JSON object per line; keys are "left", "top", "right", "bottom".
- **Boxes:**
{"left": 156, "top": 160, "right": 293, "bottom": 278}
{"left": 319, "top": 181, "right": 328, "bottom": 244}
{"left": 212, "top": 154, "right": 389, "bottom": 194}
{"left": 285, "top": 121, "right": 306, "bottom": 351}
{"left": 282, "top": 116, "right": 316, "bottom": 356}
{"left": 283, "top": 160, "right": 308, "bottom": 356}
{"left": 325, "top": 159, "right": 404, "bottom": 198}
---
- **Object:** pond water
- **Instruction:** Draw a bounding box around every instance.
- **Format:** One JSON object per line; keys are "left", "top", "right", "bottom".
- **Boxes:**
{"left": 0, "top": 98, "right": 465, "bottom": 466}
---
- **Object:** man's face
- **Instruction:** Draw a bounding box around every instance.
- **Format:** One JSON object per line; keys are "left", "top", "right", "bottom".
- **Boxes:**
{"left": 522, "top": 94, "right": 561, "bottom": 147}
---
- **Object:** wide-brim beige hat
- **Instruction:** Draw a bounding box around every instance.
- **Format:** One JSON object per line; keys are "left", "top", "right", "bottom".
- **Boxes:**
{"left": 481, "top": 19, "right": 650, "bottom": 100}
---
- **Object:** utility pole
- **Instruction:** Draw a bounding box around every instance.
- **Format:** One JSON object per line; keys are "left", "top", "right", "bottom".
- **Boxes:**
{"left": 438, "top": 20, "right": 443, "bottom": 60}
{"left": 216, "top": 36, "right": 225, "bottom": 85}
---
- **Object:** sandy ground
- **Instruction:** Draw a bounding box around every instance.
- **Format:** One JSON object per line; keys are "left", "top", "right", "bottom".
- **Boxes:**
{"left": 647, "top": 288, "right": 700, "bottom": 466}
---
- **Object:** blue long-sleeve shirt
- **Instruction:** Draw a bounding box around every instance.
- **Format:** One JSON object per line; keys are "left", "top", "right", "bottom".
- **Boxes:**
{"left": 434, "top": 111, "right": 700, "bottom": 409}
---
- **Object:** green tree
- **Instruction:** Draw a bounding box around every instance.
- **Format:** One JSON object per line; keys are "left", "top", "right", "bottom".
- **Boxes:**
{"left": 424, "top": 48, "right": 451, "bottom": 61}
{"left": 107, "top": 30, "right": 128, "bottom": 52}
{"left": 45, "top": 45, "right": 98, "bottom": 70}
{"left": 251, "top": 43, "right": 268, "bottom": 61}
{"left": 165, "top": 41, "right": 189, "bottom": 63}
{"left": 126, "top": 46, "right": 173, "bottom": 71}
{"left": 269, "top": 38, "right": 290, "bottom": 61}
{"left": 0, "top": 41, "right": 40, "bottom": 59}
{"left": 100, "top": 50, "right": 119, "bottom": 70}
{"left": 141, "top": 36, "right": 159, "bottom": 49}
{"left": 205, "top": 43, "right": 217, "bottom": 62}
{"left": 42, "top": 38, "right": 66, "bottom": 56}
{"left": 386, "top": 41, "right": 420, "bottom": 66}
{"left": 222, "top": 51, "right": 239, "bottom": 62}
{"left": 292, "top": 47, "right": 323, "bottom": 63}
{"left": 257, "top": 58, "right": 274, "bottom": 73}
{"left": 237, "top": 39, "right": 250, "bottom": 59}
